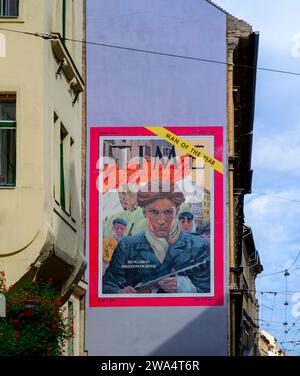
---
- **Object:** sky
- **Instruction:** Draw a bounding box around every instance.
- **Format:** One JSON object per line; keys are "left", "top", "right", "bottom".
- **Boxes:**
{"left": 216, "top": 0, "right": 300, "bottom": 354}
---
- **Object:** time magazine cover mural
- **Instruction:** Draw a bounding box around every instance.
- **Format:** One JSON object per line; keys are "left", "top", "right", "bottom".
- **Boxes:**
{"left": 89, "top": 126, "right": 224, "bottom": 307}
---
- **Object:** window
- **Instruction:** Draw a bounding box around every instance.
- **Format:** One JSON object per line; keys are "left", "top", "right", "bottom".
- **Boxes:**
{"left": 60, "top": 126, "right": 67, "bottom": 210}
{"left": 0, "top": 0, "right": 19, "bottom": 17}
{"left": 0, "top": 93, "right": 16, "bottom": 187}
{"left": 69, "top": 137, "right": 75, "bottom": 215}
{"left": 53, "top": 112, "right": 75, "bottom": 218}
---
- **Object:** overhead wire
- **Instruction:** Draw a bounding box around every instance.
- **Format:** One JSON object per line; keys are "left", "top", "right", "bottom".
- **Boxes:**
{"left": 257, "top": 270, "right": 286, "bottom": 279}
{"left": 251, "top": 191, "right": 300, "bottom": 204}
{"left": 256, "top": 253, "right": 300, "bottom": 338}
{"left": 283, "top": 315, "right": 300, "bottom": 340}
{"left": 1, "top": 26, "right": 300, "bottom": 77}
{"left": 269, "top": 292, "right": 277, "bottom": 326}
{"left": 257, "top": 252, "right": 300, "bottom": 279}
{"left": 288, "top": 251, "right": 300, "bottom": 270}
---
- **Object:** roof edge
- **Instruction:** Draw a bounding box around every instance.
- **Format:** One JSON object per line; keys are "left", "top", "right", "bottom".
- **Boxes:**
{"left": 206, "top": 0, "right": 253, "bottom": 32}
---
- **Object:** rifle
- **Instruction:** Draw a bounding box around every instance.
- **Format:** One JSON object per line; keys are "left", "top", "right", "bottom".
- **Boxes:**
{"left": 134, "top": 259, "right": 208, "bottom": 294}
{"left": 127, "top": 222, "right": 134, "bottom": 237}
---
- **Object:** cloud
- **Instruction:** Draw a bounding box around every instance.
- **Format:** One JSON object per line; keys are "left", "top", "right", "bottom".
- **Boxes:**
{"left": 216, "top": 0, "right": 300, "bottom": 60}
{"left": 246, "top": 189, "right": 300, "bottom": 337}
{"left": 251, "top": 126, "right": 300, "bottom": 175}
{"left": 245, "top": 189, "right": 300, "bottom": 268}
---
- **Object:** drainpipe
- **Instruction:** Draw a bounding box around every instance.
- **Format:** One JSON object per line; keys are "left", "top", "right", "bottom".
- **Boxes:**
{"left": 227, "top": 34, "right": 239, "bottom": 356}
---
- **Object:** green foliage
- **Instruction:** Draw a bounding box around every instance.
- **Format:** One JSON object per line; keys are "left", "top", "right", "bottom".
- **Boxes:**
{"left": 0, "top": 272, "right": 74, "bottom": 356}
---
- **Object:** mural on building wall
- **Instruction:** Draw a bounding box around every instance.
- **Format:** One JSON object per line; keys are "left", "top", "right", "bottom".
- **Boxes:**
{"left": 89, "top": 126, "right": 224, "bottom": 307}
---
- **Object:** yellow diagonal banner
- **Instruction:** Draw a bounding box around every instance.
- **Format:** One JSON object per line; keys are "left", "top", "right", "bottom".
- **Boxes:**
{"left": 146, "top": 127, "right": 223, "bottom": 174}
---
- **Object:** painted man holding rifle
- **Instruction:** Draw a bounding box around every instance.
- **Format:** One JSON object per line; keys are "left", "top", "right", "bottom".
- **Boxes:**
{"left": 103, "top": 182, "right": 210, "bottom": 294}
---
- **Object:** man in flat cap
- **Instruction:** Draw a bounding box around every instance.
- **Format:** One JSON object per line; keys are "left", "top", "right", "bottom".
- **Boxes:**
{"left": 103, "top": 183, "right": 210, "bottom": 295}
{"left": 103, "top": 189, "right": 146, "bottom": 239}
{"left": 103, "top": 217, "right": 128, "bottom": 272}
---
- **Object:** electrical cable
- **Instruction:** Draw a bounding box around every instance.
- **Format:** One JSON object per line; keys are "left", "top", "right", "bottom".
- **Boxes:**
{"left": 269, "top": 293, "right": 277, "bottom": 325}
{"left": 1, "top": 26, "right": 300, "bottom": 77}
{"left": 288, "top": 251, "right": 300, "bottom": 270}
{"left": 257, "top": 253, "right": 300, "bottom": 279}
{"left": 252, "top": 192, "right": 300, "bottom": 204}
{"left": 257, "top": 270, "right": 286, "bottom": 279}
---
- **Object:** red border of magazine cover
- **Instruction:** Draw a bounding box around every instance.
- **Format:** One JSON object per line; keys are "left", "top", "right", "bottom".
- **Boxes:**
{"left": 89, "top": 126, "right": 224, "bottom": 307}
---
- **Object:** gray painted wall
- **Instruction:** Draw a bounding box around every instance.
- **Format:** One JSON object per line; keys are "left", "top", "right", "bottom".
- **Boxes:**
{"left": 86, "top": 0, "right": 228, "bottom": 355}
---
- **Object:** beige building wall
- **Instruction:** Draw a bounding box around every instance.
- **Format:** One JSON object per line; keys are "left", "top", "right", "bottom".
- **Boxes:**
{"left": 1, "top": 0, "right": 45, "bottom": 280}
{"left": 0, "top": 0, "right": 86, "bottom": 355}
{"left": 259, "top": 329, "right": 284, "bottom": 356}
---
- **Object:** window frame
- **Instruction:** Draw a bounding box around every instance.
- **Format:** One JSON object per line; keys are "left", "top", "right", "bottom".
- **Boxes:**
{"left": 0, "top": 93, "right": 16, "bottom": 188}
{"left": 0, "top": 0, "right": 24, "bottom": 23}
{"left": 53, "top": 110, "right": 76, "bottom": 225}
{"left": 0, "top": 0, "right": 19, "bottom": 17}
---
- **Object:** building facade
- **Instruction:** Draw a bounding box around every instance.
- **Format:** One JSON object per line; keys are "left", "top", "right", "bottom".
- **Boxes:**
{"left": 226, "top": 13, "right": 262, "bottom": 355}
{"left": 0, "top": 0, "right": 86, "bottom": 355}
{"left": 239, "top": 226, "right": 262, "bottom": 355}
{"left": 86, "top": 0, "right": 228, "bottom": 356}
{"left": 258, "top": 329, "right": 287, "bottom": 356}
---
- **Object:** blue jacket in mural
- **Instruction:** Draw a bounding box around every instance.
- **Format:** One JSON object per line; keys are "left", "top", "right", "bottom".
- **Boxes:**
{"left": 102, "top": 230, "right": 210, "bottom": 294}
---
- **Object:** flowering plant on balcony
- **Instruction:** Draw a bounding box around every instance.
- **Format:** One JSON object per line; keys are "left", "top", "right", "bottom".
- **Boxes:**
{"left": 0, "top": 271, "right": 74, "bottom": 356}
{"left": 0, "top": 271, "right": 6, "bottom": 293}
